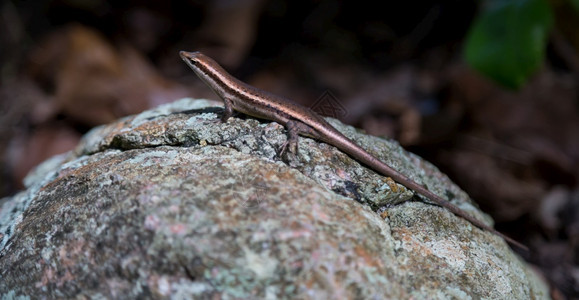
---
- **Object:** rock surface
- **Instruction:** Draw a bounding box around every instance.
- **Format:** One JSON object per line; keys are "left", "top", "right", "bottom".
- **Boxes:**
{"left": 0, "top": 98, "right": 548, "bottom": 299}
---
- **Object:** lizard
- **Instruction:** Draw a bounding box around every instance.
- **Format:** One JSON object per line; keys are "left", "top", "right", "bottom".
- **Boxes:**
{"left": 179, "top": 50, "right": 527, "bottom": 251}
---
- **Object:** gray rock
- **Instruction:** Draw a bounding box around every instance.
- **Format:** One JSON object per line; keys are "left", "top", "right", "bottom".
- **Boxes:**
{"left": 0, "top": 98, "right": 549, "bottom": 299}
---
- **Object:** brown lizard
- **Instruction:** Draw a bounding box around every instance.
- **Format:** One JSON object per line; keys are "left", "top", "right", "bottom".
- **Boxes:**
{"left": 180, "top": 51, "right": 527, "bottom": 251}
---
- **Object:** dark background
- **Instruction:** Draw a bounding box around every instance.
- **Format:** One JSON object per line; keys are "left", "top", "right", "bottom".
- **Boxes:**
{"left": 1, "top": 1, "right": 577, "bottom": 298}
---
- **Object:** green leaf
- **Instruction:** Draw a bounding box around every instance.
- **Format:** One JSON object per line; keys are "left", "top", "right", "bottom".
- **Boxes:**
{"left": 571, "top": 0, "right": 579, "bottom": 12}
{"left": 464, "top": 0, "right": 553, "bottom": 89}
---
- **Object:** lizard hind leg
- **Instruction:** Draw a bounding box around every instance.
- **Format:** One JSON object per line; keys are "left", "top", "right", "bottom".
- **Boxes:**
{"left": 279, "top": 120, "right": 321, "bottom": 157}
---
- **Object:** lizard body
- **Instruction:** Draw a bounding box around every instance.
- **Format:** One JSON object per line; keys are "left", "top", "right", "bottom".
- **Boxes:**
{"left": 180, "top": 51, "right": 526, "bottom": 251}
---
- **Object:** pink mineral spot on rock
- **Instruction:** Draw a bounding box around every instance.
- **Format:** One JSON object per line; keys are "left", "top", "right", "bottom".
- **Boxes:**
{"left": 277, "top": 228, "right": 312, "bottom": 241}
{"left": 310, "top": 202, "right": 330, "bottom": 222}
{"left": 35, "top": 267, "right": 54, "bottom": 288}
{"left": 168, "top": 205, "right": 180, "bottom": 213}
{"left": 336, "top": 169, "right": 348, "bottom": 179}
{"left": 144, "top": 214, "right": 161, "bottom": 230}
{"left": 169, "top": 223, "right": 187, "bottom": 235}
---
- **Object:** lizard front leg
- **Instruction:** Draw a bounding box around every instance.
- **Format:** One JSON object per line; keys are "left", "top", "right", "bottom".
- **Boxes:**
{"left": 220, "top": 96, "right": 235, "bottom": 122}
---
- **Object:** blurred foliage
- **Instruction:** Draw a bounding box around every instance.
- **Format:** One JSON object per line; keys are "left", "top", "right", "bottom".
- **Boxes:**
{"left": 464, "top": 0, "right": 553, "bottom": 89}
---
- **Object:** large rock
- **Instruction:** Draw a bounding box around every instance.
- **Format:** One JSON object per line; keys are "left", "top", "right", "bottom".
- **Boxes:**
{"left": 0, "top": 98, "right": 548, "bottom": 299}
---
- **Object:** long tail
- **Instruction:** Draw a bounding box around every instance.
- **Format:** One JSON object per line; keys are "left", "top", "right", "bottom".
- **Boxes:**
{"left": 379, "top": 163, "right": 529, "bottom": 251}
{"left": 324, "top": 128, "right": 528, "bottom": 251}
